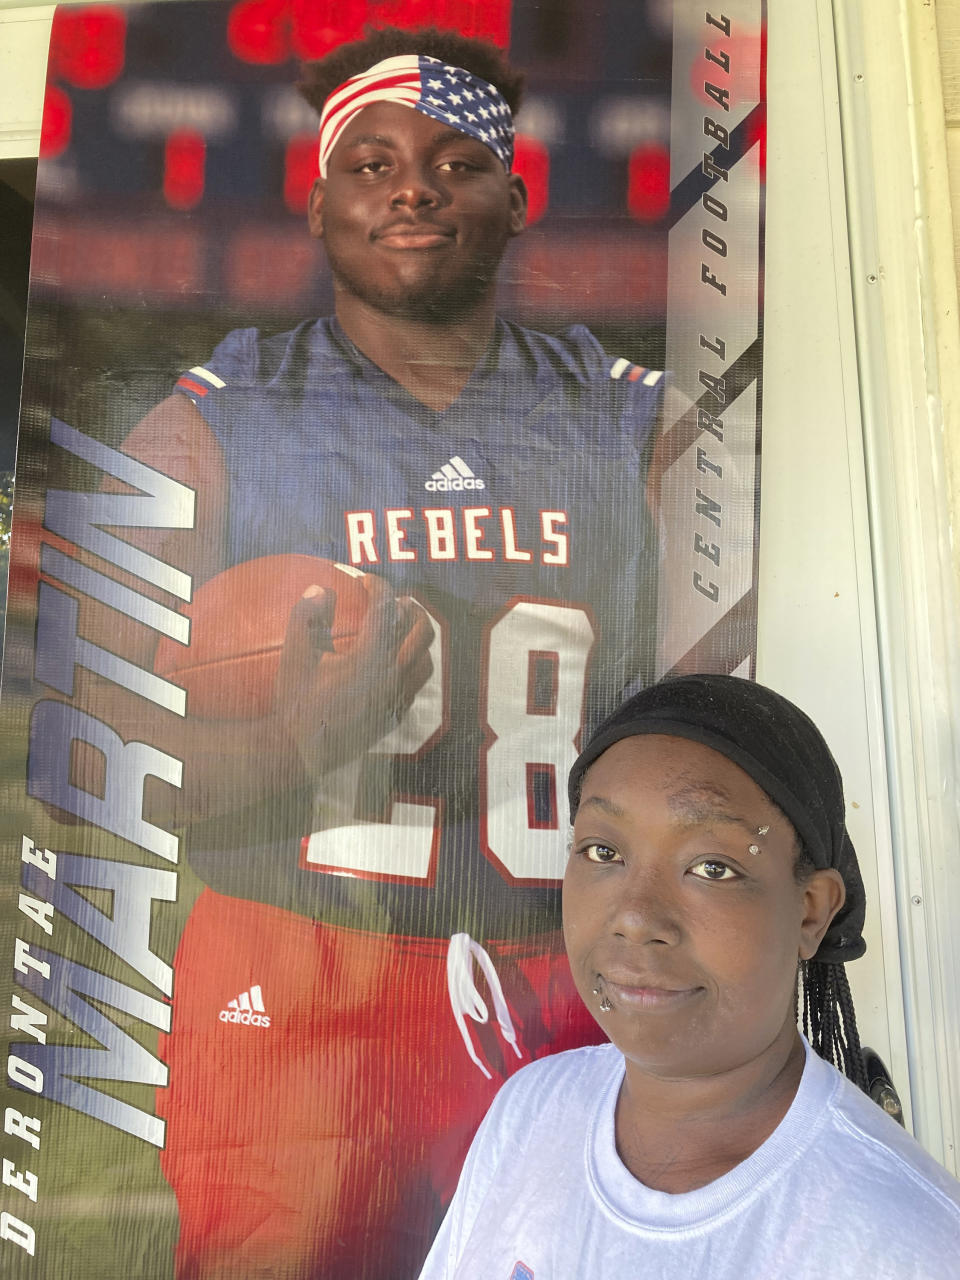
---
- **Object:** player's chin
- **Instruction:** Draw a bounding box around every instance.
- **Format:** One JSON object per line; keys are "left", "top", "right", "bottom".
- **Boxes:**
{"left": 379, "top": 245, "right": 496, "bottom": 292}
{"left": 382, "top": 285, "right": 487, "bottom": 325}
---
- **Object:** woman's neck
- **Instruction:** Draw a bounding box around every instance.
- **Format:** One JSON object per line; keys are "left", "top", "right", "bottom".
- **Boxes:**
{"left": 614, "top": 1028, "right": 806, "bottom": 1194}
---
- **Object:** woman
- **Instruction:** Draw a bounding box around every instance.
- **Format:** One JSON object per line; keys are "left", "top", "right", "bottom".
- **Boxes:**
{"left": 418, "top": 675, "right": 960, "bottom": 1279}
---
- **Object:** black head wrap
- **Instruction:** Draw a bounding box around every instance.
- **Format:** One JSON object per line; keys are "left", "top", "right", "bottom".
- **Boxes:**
{"left": 568, "top": 674, "right": 866, "bottom": 965}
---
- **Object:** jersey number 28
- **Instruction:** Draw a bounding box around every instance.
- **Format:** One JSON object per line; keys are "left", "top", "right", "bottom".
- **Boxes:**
{"left": 301, "top": 598, "right": 596, "bottom": 886}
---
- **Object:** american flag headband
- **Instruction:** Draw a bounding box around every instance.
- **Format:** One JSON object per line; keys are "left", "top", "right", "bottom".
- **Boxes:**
{"left": 317, "top": 54, "right": 515, "bottom": 177}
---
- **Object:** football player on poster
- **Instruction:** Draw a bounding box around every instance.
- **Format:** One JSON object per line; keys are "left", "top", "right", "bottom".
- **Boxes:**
{"left": 120, "top": 26, "right": 669, "bottom": 1278}
{"left": 57, "top": 14, "right": 705, "bottom": 1280}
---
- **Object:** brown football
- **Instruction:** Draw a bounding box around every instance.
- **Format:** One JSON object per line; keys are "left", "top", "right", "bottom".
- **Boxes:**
{"left": 154, "top": 554, "right": 369, "bottom": 719}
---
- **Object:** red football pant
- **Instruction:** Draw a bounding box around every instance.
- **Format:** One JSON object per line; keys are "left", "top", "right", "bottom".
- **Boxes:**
{"left": 157, "top": 889, "right": 604, "bottom": 1280}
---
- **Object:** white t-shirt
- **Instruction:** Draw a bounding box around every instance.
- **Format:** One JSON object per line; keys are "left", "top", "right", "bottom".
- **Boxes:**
{"left": 418, "top": 1038, "right": 960, "bottom": 1279}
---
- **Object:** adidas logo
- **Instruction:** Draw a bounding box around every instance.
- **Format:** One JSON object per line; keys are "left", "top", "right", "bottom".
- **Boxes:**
{"left": 218, "top": 984, "right": 271, "bottom": 1028}
{"left": 425, "top": 455, "right": 486, "bottom": 492}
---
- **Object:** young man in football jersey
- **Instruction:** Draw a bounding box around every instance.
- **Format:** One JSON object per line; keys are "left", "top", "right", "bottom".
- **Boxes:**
{"left": 94, "top": 25, "right": 668, "bottom": 1280}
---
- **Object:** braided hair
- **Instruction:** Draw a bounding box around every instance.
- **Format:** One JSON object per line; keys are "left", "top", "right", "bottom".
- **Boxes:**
{"left": 793, "top": 848, "right": 868, "bottom": 1091}
{"left": 798, "top": 959, "right": 868, "bottom": 1090}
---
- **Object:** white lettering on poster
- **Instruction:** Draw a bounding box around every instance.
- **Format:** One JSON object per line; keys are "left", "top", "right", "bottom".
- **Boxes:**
{"left": 345, "top": 507, "right": 570, "bottom": 566}
{"left": 5, "top": 421, "right": 194, "bottom": 1254}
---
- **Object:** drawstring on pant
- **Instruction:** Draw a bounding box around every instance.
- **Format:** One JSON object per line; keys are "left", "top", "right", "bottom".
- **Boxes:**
{"left": 446, "top": 932, "right": 523, "bottom": 1080}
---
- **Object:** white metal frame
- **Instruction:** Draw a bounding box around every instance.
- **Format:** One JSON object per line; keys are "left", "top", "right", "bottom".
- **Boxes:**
{"left": 763, "top": 0, "right": 960, "bottom": 1167}
{"left": 831, "top": 0, "right": 960, "bottom": 1168}
{"left": 760, "top": 0, "right": 909, "bottom": 1123}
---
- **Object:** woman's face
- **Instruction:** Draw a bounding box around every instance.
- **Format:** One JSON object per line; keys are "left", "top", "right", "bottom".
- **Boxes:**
{"left": 563, "top": 734, "right": 843, "bottom": 1082}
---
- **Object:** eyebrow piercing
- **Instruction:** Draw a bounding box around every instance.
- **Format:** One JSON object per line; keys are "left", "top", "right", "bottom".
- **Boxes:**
{"left": 748, "top": 824, "right": 769, "bottom": 854}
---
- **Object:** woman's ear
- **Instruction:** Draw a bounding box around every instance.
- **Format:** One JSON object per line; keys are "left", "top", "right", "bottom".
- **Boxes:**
{"left": 308, "top": 178, "right": 325, "bottom": 239}
{"left": 798, "top": 868, "right": 846, "bottom": 960}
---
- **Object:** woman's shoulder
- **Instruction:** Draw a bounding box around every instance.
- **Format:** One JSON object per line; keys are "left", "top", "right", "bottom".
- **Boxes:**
{"left": 507, "top": 1041, "right": 621, "bottom": 1087}
{"left": 459, "top": 1043, "right": 621, "bottom": 1178}
{"left": 813, "top": 1056, "right": 960, "bottom": 1230}
{"left": 491, "top": 1042, "right": 622, "bottom": 1118}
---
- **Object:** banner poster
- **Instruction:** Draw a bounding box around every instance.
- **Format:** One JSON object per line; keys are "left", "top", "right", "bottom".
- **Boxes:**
{"left": 0, "top": 1, "right": 763, "bottom": 1274}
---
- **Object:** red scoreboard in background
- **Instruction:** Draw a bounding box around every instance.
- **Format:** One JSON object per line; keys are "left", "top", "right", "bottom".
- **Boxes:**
{"left": 36, "top": 0, "right": 676, "bottom": 327}
{"left": 227, "top": 0, "right": 512, "bottom": 62}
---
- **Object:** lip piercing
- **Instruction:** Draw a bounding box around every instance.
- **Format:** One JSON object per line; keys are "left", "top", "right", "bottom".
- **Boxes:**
{"left": 757, "top": 825, "right": 769, "bottom": 836}
{"left": 748, "top": 844, "right": 760, "bottom": 855}
{"left": 592, "top": 982, "right": 613, "bottom": 1013}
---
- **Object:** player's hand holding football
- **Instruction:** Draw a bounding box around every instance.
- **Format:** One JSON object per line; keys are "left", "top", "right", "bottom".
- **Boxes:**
{"left": 273, "top": 572, "right": 433, "bottom": 779}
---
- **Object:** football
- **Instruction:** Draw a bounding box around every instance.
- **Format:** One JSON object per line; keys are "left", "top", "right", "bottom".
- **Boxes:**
{"left": 154, "top": 554, "right": 369, "bottom": 719}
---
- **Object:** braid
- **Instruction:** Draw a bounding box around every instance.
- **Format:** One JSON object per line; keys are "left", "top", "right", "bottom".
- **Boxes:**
{"left": 799, "top": 958, "right": 868, "bottom": 1092}
{"left": 791, "top": 837, "right": 868, "bottom": 1094}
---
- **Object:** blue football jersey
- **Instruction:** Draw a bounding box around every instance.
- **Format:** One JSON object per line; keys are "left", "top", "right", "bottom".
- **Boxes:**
{"left": 176, "top": 317, "right": 663, "bottom": 939}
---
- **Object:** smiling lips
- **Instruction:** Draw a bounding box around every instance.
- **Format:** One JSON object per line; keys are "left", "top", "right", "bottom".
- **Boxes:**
{"left": 601, "top": 976, "right": 704, "bottom": 1010}
{"left": 374, "top": 220, "right": 456, "bottom": 248}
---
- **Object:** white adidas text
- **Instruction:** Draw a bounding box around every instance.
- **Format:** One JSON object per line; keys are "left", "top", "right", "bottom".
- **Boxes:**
{"left": 425, "top": 476, "right": 485, "bottom": 492}
{"left": 219, "top": 985, "right": 271, "bottom": 1029}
